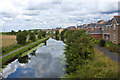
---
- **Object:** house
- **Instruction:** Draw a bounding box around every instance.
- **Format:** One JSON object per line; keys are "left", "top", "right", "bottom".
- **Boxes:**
{"left": 102, "top": 16, "right": 120, "bottom": 44}
{"left": 88, "top": 28, "right": 102, "bottom": 40}
{"left": 59, "top": 28, "right": 63, "bottom": 33}
{"left": 72, "top": 26, "right": 77, "bottom": 30}
{"left": 97, "top": 20, "right": 105, "bottom": 24}
{"left": 66, "top": 26, "right": 76, "bottom": 30}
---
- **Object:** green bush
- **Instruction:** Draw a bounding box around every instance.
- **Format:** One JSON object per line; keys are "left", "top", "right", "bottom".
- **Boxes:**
{"left": 99, "top": 39, "right": 106, "bottom": 47}
{"left": 64, "top": 30, "right": 95, "bottom": 74}
{"left": 29, "top": 32, "right": 36, "bottom": 42}
{"left": 16, "top": 32, "right": 27, "bottom": 44}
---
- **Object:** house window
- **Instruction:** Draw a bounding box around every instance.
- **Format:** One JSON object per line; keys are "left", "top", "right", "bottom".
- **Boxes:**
{"left": 102, "top": 26, "right": 104, "bottom": 30}
{"left": 114, "top": 24, "right": 116, "bottom": 30}
{"left": 109, "top": 26, "right": 111, "bottom": 30}
{"left": 113, "top": 33, "right": 116, "bottom": 41}
{"left": 106, "top": 26, "right": 107, "bottom": 30}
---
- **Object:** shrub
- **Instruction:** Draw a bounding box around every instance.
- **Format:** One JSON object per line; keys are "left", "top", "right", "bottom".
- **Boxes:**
{"left": 16, "top": 32, "right": 27, "bottom": 44}
{"left": 64, "top": 30, "right": 95, "bottom": 74}
{"left": 99, "top": 39, "right": 106, "bottom": 47}
{"left": 29, "top": 32, "right": 36, "bottom": 42}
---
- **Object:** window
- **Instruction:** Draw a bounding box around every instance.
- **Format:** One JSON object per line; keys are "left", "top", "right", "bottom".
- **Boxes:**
{"left": 109, "top": 26, "right": 111, "bottom": 30}
{"left": 113, "top": 33, "right": 116, "bottom": 41}
{"left": 102, "top": 26, "right": 104, "bottom": 30}
{"left": 114, "top": 24, "right": 116, "bottom": 30}
{"left": 106, "top": 26, "right": 107, "bottom": 30}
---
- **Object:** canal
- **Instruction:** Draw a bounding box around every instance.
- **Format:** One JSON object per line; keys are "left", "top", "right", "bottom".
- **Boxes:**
{"left": 2, "top": 38, "right": 65, "bottom": 78}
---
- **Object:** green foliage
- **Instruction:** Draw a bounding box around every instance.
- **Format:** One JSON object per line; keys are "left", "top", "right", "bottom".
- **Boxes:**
{"left": 38, "top": 33, "right": 42, "bottom": 39}
{"left": 34, "top": 30, "right": 38, "bottom": 35}
{"left": 2, "top": 37, "right": 49, "bottom": 66}
{"left": 105, "top": 41, "right": 120, "bottom": 54}
{"left": 60, "top": 29, "right": 67, "bottom": 41}
{"left": 55, "top": 30, "right": 59, "bottom": 36}
{"left": 16, "top": 32, "right": 27, "bottom": 44}
{"left": 99, "top": 39, "right": 106, "bottom": 47}
{"left": 63, "top": 48, "right": 118, "bottom": 78}
{"left": 55, "top": 36, "right": 59, "bottom": 40}
{"left": 18, "top": 30, "right": 21, "bottom": 33}
{"left": 41, "top": 31, "right": 46, "bottom": 37}
{"left": 11, "top": 30, "right": 17, "bottom": 35}
{"left": 29, "top": 32, "right": 36, "bottom": 42}
{"left": 64, "top": 30, "right": 95, "bottom": 74}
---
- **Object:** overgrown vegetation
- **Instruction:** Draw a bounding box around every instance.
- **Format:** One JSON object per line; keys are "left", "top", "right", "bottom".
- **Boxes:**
{"left": 62, "top": 29, "right": 96, "bottom": 74}
{"left": 63, "top": 48, "right": 119, "bottom": 78}
{"left": 61, "top": 29, "right": 118, "bottom": 78}
{"left": 98, "top": 39, "right": 120, "bottom": 55}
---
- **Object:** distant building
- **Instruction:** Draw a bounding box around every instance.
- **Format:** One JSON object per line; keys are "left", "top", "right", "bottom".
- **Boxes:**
{"left": 88, "top": 28, "right": 102, "bottom": 40}
{"left": 66, "top": 26, "right": 76, "bottom": 30}
{"left": 102, "top": 16, "right": 120, "bottom": 44}
{"left": 97, "top": 20, "right": 105, "bottom": 24}
{"left": 59, "top": 28, "right": 63, "bottom": 33}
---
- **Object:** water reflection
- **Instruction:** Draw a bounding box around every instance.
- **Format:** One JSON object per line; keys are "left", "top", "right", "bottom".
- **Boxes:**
{"left": 2, "top": 38, "right": 65, "bottom": 78}
{"left": 30, "top": 50, "right": 36, "bottom": 56}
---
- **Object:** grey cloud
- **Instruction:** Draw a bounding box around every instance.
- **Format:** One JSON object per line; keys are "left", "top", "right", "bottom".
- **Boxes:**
{"left": 0, "top": 12, "right": 16, "bottom": 18}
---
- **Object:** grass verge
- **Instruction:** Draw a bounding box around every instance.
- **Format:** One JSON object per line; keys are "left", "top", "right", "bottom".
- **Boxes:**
{"left": 1, "top": 37, "right": 49, "bottom": 66}
{"left": 63, "top": 48, "right": 119, "bottom": 78}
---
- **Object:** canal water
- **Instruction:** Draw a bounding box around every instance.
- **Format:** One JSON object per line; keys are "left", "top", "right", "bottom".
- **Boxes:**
{"left": 2, "top": 38, "right": 65, "bottom": 78}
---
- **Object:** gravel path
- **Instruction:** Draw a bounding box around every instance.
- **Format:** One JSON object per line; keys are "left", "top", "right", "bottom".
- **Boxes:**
{"left": 96, "top": 46, "right": 120, "bottom": 62}
{"left": 0, "top": 39, "right": 42, "bottom": 59}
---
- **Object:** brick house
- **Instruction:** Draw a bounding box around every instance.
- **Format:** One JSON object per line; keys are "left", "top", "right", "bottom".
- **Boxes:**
{"left": 88, "top": 28, "right": 102, "bottom": 40}
{"left": 102, "top": 16, "right": 120, "bottom": 44}
{"left": 66, "top": 26, "right": 76, "bottom": 30}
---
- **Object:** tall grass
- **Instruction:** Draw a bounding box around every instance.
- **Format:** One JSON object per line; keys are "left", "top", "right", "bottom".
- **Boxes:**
{"left": 63, "top": 48, "right": 119, "bottom": 78}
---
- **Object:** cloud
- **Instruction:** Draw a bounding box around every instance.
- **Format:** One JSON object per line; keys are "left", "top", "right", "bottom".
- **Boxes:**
{"left": 0, "top": 0, "right": 119, "bottom": 32}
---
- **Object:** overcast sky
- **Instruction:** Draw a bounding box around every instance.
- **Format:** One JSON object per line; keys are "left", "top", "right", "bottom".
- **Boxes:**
{"left": 0, "top": 0, "right": 119, "bottom": 32}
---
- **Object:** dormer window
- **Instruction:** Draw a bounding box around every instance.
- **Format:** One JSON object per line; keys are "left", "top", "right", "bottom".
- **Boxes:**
{"left": 114, "top": 24, "right": 116, "bottom": 30}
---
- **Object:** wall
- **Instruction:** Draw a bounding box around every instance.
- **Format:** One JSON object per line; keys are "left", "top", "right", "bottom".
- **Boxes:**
{"left": 90, "top": 34, "right": 102, "bottom": 40}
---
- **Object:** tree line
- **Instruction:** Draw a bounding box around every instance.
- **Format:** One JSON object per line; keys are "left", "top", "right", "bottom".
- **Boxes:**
{"left": 17, "top": 30, "right": 46, "bottom": 44}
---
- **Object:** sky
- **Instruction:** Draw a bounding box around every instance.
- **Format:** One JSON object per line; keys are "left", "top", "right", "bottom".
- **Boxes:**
{"left": 0, "top": 0, "right": 119, "bottom": 32}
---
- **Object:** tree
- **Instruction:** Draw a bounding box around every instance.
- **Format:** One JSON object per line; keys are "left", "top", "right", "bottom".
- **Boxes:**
{"left": 55, "top": 36, "right": 59, "bottom": 40}
{"left": 41, "top": 31, "right": 46, "bottom": 37}
{"left": 11, "top": 30, "right": 16, "bottom": 35}
{"left": 38, "top": 33, "right": 42, "bottom": 39}
{"left": 55, "top": 30, "right": 59, "bottom": 36}
{"left": 61, "top": 29, "right": 67, "bottom": 41}
{"left": 18, "top": 30, "right": 21, "bottom": 33}
{"left": 64, "top": 30, "right": 95, "bottom": 74}
{"left": 29, "top": 32, "right": 36, "bottom": 42}
{"left": 16, "top": 32, "right": 27, "bottom": 44}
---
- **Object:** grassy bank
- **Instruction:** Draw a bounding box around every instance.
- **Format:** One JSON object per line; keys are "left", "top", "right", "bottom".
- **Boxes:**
{"left": 63, "top": 48, "right": 119, "bottom": 78}
{"left": 97, "top": 39, "right": 120, "bottom": 55}
{"left": 1, "top": 37, "right": 49, "bottom": 66}
{"left": 1, "top": 35, "right": 39, "bottom": 56}
{"left": 20, "top": 43, "right": 44, "bottom": 57}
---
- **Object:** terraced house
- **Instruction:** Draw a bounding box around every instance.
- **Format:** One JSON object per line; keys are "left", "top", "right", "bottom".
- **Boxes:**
{"left": 102, "top": 16, "right": 120, "bottom": 44}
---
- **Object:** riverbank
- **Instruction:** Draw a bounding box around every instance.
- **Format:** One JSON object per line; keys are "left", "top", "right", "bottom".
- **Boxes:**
{"left": 1, "top": 37, "right": 49, "bottom": 66}
{"left": 1, "top": 38, "right": 65, "bottom": 78}
{"left": 63, "top": 48, "right": 119, "bottom": 78}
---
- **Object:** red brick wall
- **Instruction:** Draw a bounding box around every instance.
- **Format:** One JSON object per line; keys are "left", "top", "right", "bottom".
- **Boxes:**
{"left": 90, "top": 34, "right": 102, "bottom": 40}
